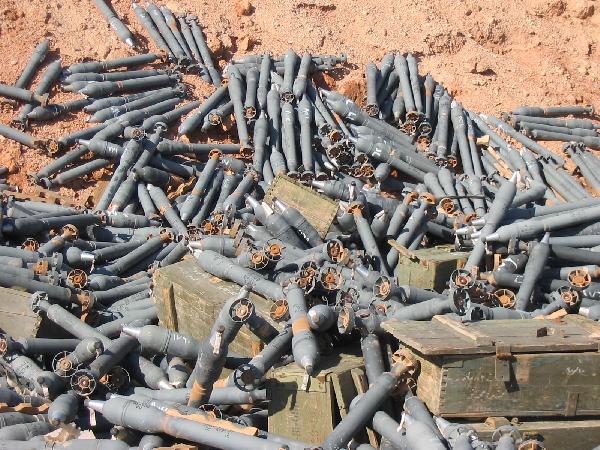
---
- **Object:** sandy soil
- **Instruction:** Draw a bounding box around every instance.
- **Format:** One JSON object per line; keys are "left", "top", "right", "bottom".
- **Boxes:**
{"left": 0, "top": 0, "right": 598, "bottom": 203}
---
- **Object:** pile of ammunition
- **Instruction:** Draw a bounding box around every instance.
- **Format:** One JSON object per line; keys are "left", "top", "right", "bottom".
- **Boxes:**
{"left": 0, "top": 6, "right": 597, "bottom": 448}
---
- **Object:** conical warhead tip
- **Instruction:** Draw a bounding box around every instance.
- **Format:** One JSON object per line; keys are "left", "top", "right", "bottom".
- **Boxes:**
{"left": 484, "top": 232, "right": 499, "bottom": 242}
{"left": 157, "top": 379, "right": 174, "bottom": 390}
{"left": 301, "top": 358, "right": 315, "bottom": 375}
{"left": 121, "top": 325, "right": 142, "bottom": 338}
{"left": 471, "top": 218, "right": 486, "bottom": 227}
{"left": 434, "top": 416, "right": 451, "bottom": 433}
{"left": 245, "top": 195, "right": 260, "bottom": 209}
{"left": 272, "top": 197, "right": 286, "bottom": 212}
{"left": 454, "top": 227, "right": 472, "bottom": 236}
{"left": 402, "top": 413, "right": 416, "bottom": 427}
{"left": 84, "top": 399, "right": 105, "bottom": 412}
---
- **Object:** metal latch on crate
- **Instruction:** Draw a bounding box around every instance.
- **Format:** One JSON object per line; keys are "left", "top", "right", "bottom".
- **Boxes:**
{"left": 495, "top": 344, "right": 512, "bottom": 382}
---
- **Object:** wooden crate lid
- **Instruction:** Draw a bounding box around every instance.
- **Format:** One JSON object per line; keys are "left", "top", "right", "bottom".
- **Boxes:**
{"left": 269, "top": 347, "right": 363, "bottom": 387}
{"left": 0, "top": 286, "right": 42, "bottom": 338}
{"left": 263, "top": 175, "right": 338, "bottom": 238}
{"left": 382, "top": 315, "right": 600, "bottom": 355}
{"left": 388, "top": 242, "right": 470, "bottom": 264}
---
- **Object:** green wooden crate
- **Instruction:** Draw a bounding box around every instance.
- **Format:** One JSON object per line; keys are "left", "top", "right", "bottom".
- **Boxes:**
{"left": 383, "top": 315, "right": 600, "bottom": 418}
{"left": 468, "top": 416, "right": 600, "bottom": 450}
{"left": 0, "top": 286, "right": 61, "bottom": 338}
{"left": 152, "top": 259, "right": 282, "bottom": 357}
{"left": 392, "top": 244, "right": 470, "bottom": 292}
{"left": 267, "top": 348, "right": 377, "bottom": 446}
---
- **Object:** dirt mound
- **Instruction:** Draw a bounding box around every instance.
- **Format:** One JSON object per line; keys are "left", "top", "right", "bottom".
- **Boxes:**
{"left": 0, "top": 0, "right": 597, "bottom": 201}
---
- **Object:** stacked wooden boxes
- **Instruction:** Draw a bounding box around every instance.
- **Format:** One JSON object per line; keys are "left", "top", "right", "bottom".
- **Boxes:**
{"left": 152, "top": 259, "right": 281, "bottom": 357}
{"left": 267, "top": 348, "right": 375, "bottom": 446}
{"left": 0, "top": 286, "right": 60, "bottom": 338}
{"left": 383, "top": 315, "right": 600, "bottom": 448}
{"left": 152, "top": 260, "right": 374, "bottom": 446}
{"left": 393, "top": 244, "right": 470, "bottom": 293}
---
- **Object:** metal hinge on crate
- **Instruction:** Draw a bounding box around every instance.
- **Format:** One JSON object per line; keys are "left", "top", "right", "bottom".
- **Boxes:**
{"left": 495, "top": 343, "right": 512, "bottom": 382}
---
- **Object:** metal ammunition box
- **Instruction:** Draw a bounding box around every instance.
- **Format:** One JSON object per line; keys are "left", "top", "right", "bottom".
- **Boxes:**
{"left": 383, "top": 315, "right": 600, "bottom": 418}
{"left": 394, "top": 245, "right": 469, "bottom": 292}
{"left": 264, "top": 175, "right": 338, "bottom": 238}
{"left": 152, "top": 259, "right": 282, "bottom": 357}
{"left": 267, "top": 348, "right": 376, "bottom": 446}
{"left": 469, "top": 416, "right": 600, "bottom": 450}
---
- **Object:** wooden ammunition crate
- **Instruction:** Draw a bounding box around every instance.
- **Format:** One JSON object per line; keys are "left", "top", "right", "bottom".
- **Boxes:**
{"left": 383, "top": 315, "right": 600, "bottom": 418}
{"left": 152, "top": 259, "right": 282, "bottom": 357}
{"left": 0, "top": 286, "right": 58, "bottom": 338}
{"left": 267, "top": 348, "right": 376, "bottom": 446}
{"left": 468, "top": 416, "right": 600, "bottom": 450}
{"left": 263, "top": 175, "right": 338, "bottom": 238}
{"left": 393, "top": 244, "right": 469, "bottom": 292}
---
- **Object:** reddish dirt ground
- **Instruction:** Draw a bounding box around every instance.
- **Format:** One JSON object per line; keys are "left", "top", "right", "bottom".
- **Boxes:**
{"left": 0, "top": 0, "right": 598, "bottom": 203}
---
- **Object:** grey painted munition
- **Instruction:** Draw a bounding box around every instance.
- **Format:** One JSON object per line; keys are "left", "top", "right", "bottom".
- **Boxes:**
{"left": 365, "top": 62, "right": 380, "bottom": 117}
{"left": 486, "top": 203, "right": 600, "bottom": 243}
{"left": 515, "top": 233, "right": 551, "bottom": 311}
{"left": 231, "top": 325, "right": 292, "bottom": 391}
{"left": 63, "top": 53, "right": 160, "bottom": 75}
{"left": 273, "top": 197, "right": 322, "bottom": 247}
{"left": 79, "top": 74, "right": 180, "bottom": 98}
{"left": 86, "top": 396, "right": 298, "bottom": 450}
{"left": 188, "top": 15, "right": 221, "bottom": 84}
{"left": 281, "top": 101, "right": 298, "bottom": 172}
{"left": 321, "top": 352, "right": 417, "bottom": 450}
{"left": 286, "top": 282, "right": 319, "bottom": 375}
{"left": 512, "top": 105, "right": 594, "bottom": 117}
{"left": 228, "top": 67, "right": 252, "bottom": 152}
{"left": 187, "top": 288, "right": 253, "bottom": 407}
{"left": 464, "top": 173, "right": 518, "bottom": 270}
{"left": 48, "top": 390, "right": 80, "bottom": 425}
{"left": 406, "top": 53, "right": 423, "bottom": 115}
{"left": 132, "top": 3, "right": 172, "bottom": 57}
{"left": 292, "top": 53, "right": 312, "bottom": 100}
{"left": 28, "top": 98, "right": 91, "bottom": 122}
{"left": 91, "top": 0, "right": 135, "bottom": 47}
{"left": 281, "top": 48, "right": 299, "bottom": 102}
{"left": 244, "top": 67, "right": 259, "bottom": 119}
{"left": 14, "top": 39, "right": 49, "bottom": 89}
{"left": 0, "top": 84, "right": 48, "bottom": 106}
{"left": 160, "top": 5, "right": 192, "bottom": 60}
{"left": 14, "top": 58, "right": 62, "bottom": 128}
{"left": 146, "top": 3, "right": 187, "bottom": 63}
{"left": 70, "top": 334, "right": 138, "bottom": 396}
{"left": 298, "top": 94, "right": 314, "bottom": 174}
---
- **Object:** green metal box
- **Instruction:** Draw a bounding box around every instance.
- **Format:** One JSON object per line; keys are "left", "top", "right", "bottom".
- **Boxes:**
{"left": 383, "top": 315, "right": 600, "bottom": 419}
{"left": 393, "top": 244, "right": 469, "bottom": 292}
